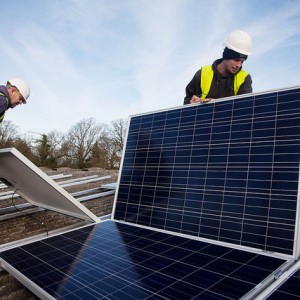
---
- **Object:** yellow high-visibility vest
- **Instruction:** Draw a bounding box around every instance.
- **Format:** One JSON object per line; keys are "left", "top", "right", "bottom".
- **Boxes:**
{"left": 200, "top": 65, "right": 248, "bottom": 99}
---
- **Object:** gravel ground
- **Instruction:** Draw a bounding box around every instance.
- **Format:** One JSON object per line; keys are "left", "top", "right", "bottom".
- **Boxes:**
{"left": 0, "top": 167, "right": 119, "bottom": 300}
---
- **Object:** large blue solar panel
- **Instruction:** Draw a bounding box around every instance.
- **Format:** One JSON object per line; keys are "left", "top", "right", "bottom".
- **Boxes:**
{"left": 1, "top": 87, "right": 300, "bottom": 299}
{"left": 0, "top": 220, "right": 287, "bottom": 299}
{"left": 114, "top": 87, "right": 300, "bottom": 256}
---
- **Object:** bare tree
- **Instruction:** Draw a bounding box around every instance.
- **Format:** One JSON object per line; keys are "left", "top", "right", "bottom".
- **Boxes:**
{"left": 109, "top": 119, "right": 127, "bottom": 152}
{"left": 0, "top": 120, "right": 20, "bottom": 148}
{"left": 26, "top": 130, "right": 67, "bottom": 168}
{"left": 46, "top": 130, "right": 67, "bottom": 167}
{"left": 108, "top": 119, "right": 127, "bottom": 168}
{"left": 47, "top": 131, "right": 65, "bottom": 150}
{"left": 0, "top": 119, "right": 127, "bottom": 170}
{"left": 90, "top": 135, "right": 110, "bottom": 169}
{"left": 13, "top": 137, "right": 36, "bottom": 163}
{"left": 65, "top": 118, "right": 106, "bottom": 169}
{"left": 90, "top": 119, "right": 127, "bottom": 169}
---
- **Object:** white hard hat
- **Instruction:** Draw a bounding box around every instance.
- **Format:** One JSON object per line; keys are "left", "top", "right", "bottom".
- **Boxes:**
{"left": 7, "top": 78, "right": 30, "bottom": 102}
{"left": 224, "top": 30, "right": 252, "bottom": 55}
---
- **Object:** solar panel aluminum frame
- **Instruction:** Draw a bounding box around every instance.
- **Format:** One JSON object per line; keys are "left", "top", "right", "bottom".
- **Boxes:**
{"left": 0, "top": 260, "right": 57, "bottom": 300}
{"left": 0, "top": 147, "right": 99, "bottom": 223}
{"left": 112, "top": 86, "right": 300, "bottom": 260}
{"left": 295, "top": 163, "right": 300, "bottom": 260}
{"left": 256, "top": 259, "right": 300, "bottom": 299}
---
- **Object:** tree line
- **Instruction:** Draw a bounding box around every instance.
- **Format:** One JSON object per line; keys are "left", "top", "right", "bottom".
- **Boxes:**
{"left": 0, "top": 118, "right": 127, "bottom": 170}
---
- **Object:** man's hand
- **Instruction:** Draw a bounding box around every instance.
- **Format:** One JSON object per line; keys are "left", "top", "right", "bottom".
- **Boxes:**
{"left": 190, "top": 95, "right": 212, "bottom": 104}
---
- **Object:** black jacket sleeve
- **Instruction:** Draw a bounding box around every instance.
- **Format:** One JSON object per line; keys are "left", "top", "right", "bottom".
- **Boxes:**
{"left": 237, "top": 74, "right": 252, "bottom": 95}
{"left": 184, "top": 70, "right": 201, "bottom": 105}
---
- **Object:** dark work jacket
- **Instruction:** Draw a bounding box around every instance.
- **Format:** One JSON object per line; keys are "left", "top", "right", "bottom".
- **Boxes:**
{"left": 0, "top": 86, "right": 11, "bottom": 124}
{"left": 184, "top": 59, "right": 252, "bottom": 104}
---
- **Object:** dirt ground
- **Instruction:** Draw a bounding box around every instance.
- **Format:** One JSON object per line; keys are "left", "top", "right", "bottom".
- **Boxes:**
{"left": 0, "top": 167, "right": 119, "bottom": 300}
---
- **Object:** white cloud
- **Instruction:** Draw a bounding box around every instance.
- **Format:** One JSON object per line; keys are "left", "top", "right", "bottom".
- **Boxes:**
{"left": 1, "top": 0, "right": 300, "bottom": 135}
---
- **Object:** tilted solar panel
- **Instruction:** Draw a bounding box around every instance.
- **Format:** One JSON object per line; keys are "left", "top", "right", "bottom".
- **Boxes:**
{"left": 114, "top": 87, "right": 300, "bottom": 256}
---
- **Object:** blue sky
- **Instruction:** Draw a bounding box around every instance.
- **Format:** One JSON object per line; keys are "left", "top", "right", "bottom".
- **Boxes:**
{"left": 1, "top": 0, "right": 300, "bottom": 135}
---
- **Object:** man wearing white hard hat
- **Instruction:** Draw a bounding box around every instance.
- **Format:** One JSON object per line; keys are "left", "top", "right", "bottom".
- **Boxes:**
{"left": 184, "top": 30, "right": 252, "bottom": 105}
{"left": 0, "top": 78, "right": 30, "bottom": 124}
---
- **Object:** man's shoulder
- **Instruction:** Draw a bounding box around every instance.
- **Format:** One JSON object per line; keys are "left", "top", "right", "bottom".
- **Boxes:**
{"left": 238, "top": 69, "right": 249, "bottom": 75}
{"left": 0, "top": 85, "right": 8, "bottom": 97}
{"left": 237, "top": 70, "right": 252, "bottom": 82}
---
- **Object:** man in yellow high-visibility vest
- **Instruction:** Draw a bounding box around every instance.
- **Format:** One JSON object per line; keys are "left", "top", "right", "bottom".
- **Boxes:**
{"left": 184, "top": 30, "right": 252, "bottom": 105}
{"left": 0, "top": 78, "right": 30, "bottom": 124}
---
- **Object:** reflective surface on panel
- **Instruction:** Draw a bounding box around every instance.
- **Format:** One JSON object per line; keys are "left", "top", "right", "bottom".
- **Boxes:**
{"left": 0, "top": 220, "right": 287, "bottom": 299}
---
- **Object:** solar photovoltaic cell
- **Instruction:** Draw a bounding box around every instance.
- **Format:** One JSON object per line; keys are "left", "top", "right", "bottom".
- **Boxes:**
{"left": 0, "top": 220, "right": 287, "bottom": 299}
{"left": 114, "top": 88, "right": 300, "bottom": 256}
